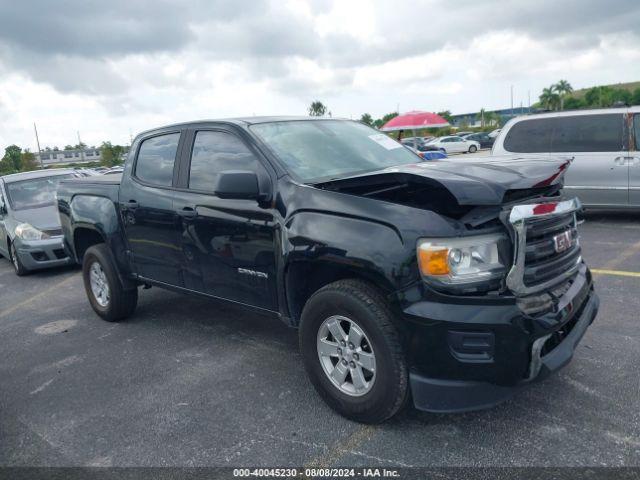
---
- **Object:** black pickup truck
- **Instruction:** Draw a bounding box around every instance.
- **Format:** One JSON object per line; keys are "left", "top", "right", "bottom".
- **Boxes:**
{"left": 57, "top": 117, "right": 599, "bottom": 423}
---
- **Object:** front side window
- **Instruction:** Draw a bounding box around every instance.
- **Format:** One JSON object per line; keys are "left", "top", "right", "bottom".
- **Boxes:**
{"left": 135, "top": 133, "right": 180, "bottom": 186}
{"left": 188, "top": 131, "right": 261, "bottom": 192}
{"left": 634, "top": 114, "right": 640, "bottom": 151}
{"left": 5, "top": 174, "right": 73, "bottom": 211}
{"left": 250, "top": 120, "right": 420, "bottom": 182}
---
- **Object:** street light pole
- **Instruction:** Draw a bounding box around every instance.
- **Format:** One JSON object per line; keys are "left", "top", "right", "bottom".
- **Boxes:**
{"left": 33, "top": 122, "right": 43, "bottom": 168}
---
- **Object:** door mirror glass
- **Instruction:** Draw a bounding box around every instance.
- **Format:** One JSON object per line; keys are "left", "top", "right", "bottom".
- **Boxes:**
{"left": 214, "top": 171, "right": 260, "bottom": 200}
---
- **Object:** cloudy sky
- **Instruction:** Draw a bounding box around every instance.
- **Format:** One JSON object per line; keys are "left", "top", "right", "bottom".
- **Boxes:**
{"left": 1, "top": 0, "right": 639, "bottom": 150}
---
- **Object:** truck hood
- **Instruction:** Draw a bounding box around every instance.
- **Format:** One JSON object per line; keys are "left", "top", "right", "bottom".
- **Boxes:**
{"left": 11, "top": 204, "right": 61, "bottom": 231}
{"left": 317, "top": 157, "right": 570, "bottom": 206}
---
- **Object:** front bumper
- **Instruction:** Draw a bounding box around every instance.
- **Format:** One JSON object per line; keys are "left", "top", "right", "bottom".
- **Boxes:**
{"left": 403, "top": 264, "right": 599, "bottom": 413}
{"left": 14, "top": 236, "right": 74, "bottom": 271}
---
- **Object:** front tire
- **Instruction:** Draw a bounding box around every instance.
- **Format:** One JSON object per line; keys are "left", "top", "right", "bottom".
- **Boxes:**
{"left": 9, "top": 242, "right": 29, "bottom": 276}
{"left": 469, "top": 145, "right": 478, "bottom": 153}
{"left": 299, "top": 279, "right": 408, "bottom": 423}
{"left": 82, "top": 244, "right": 138, "bottom": 322}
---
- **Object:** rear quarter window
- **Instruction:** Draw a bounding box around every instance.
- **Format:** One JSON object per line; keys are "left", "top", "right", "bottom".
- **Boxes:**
{"left": 550, "top": 114, "right": 623, "bottom": 152}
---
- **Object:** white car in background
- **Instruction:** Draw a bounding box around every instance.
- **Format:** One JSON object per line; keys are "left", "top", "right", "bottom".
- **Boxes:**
{"left": 426, "top": 136, "right": 480, "bottom": 154}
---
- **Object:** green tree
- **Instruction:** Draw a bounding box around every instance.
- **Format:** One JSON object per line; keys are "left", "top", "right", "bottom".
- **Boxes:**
{"left": 308, "top": 101, "right": 327, "bottom": 116}
{"left": 563, "top": 96, "right": 584, "bottom": 110}
{"left": 553, "top": 80, "right": 573, "bottom": 110}
{"left": 64, "top": 145, "right": 74, "bottom": 151}
{"left": 632, "top": 88, "right": 640, "bottom": 106}
{"left": 3, "top": 145, "right": 23, "bottom": 172}
{"left": 373, "top": 111, "right": 399, "bottom": 129}
{"left": 539, "top": 87, "right": 560, "bottom": 110}
{"left": 611, "top": 88, "right": 631, "bottom": 105}
{"left": 584, "top": 86, "right": 615, "bottom": 107}
{"left": 20, "top": 150, "right": 39, "bottom": 171}
{"left": 436, "top": 110, "right": 453, "bottom": 123}
{"left": 483, "top": 111, "right": 501, "bottom": 127}
{"left": 99, "top": 142, "right": 125, "bottom": 167}
{"left": 359, "top": 113, "right": 373, "bottom": 126}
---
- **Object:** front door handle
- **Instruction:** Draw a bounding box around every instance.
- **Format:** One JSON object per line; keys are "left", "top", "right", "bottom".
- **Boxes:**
{"left": 177, "top": 207, "right": 196, "bottom": 218}
{"left": 126, "top": 200, "right": 139, "bottom": 209}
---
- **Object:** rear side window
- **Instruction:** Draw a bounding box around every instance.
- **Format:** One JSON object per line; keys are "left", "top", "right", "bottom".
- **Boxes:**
{"left": 135, "top": 133, "right": 180, "bottom": 186}
{"left": 550, "top": 114, "right": 623, "bottom": 152}
{"left": 503, "top": 118, "right": 552, "bottom": 153}
{"left": 188, "top": 131, "right": 261, "bottom": 192}
{"left": 634, "top": 114, "right": 640, "bottom": 150}
{"left": 504, "top": 114, "right": 624, "bottom": 153}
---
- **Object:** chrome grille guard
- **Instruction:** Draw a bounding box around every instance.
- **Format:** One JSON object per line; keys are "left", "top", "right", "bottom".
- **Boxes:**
{"left": 505, "top": 198, "right": 582, "bottom": 296}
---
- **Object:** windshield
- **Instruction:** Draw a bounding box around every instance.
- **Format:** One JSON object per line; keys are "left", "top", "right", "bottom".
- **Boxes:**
{"left": 250, "top": 120, "right": 421, "bottom": 182}
{"left": 5, "top": 174, "right": 73, "bottom": 211}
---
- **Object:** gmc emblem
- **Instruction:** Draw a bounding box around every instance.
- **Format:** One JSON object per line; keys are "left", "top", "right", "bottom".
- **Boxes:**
{"left": 553, "top": 230, "right": 573, "bottom": 253}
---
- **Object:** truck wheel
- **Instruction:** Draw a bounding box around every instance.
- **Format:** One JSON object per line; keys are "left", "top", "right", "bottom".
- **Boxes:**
{"left": 299, "top": 279, "right": 408, "bottom": 423}
{"left": 9, "top": 242, "right": 29, "bottom": 276}
{"left": 82, "top": 244, "right": 138, "bottom": 322}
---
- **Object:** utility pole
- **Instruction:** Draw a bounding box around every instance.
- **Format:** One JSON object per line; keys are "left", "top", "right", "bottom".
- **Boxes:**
{"left": 527, "top": 90, "right": 531, "bottom": 111}
{"left": 33, "top": 122, "right": 43, "bottom": 168}
{"left": 77, "top": 131, "right": 85, "bottom": 163}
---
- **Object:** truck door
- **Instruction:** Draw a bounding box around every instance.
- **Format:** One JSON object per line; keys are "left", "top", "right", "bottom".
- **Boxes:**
{"left": 118, "top": 131, "right": 185, "bottom": 286}
{"left": 629, "top": 112, "right": 640, "bottom": 206}
{"left": 173, "top": 128, "right": 278, "bottom": 311}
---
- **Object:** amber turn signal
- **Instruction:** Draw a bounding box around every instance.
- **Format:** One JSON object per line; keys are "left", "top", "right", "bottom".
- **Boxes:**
{"left": 418, "top": 247, "right": 450, "bottom": 276}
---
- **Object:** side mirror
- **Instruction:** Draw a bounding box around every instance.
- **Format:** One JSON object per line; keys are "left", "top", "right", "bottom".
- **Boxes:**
{"left": 0, "top": 201, "right": 6, "bottom": 215}
{"left": 214, "top": 171, "right": 261, "bottom": 200}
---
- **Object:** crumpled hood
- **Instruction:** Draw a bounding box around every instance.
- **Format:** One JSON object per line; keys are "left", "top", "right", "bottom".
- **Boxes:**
{"left": 326, "top": 156, "right": 571, "bottom": 205}
{"left": 11, "top": 204, "right": 61, "bottom": 230}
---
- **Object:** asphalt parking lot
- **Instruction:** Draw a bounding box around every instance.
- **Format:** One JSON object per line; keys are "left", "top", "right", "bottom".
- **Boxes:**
{"left": 1, "top": 212, "right": 639, "bottom": 468}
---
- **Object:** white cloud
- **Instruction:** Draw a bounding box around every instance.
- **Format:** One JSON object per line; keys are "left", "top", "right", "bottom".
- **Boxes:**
{"left": 0, "top": 0, "right": 639, "bottom": 150}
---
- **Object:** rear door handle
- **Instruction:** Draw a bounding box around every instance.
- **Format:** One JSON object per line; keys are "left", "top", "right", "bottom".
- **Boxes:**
{"left": 126, "top": 200, "right": 138, "bottom": 209}
{"left": 177, "top": 207, "right": 196, "bottom": 218}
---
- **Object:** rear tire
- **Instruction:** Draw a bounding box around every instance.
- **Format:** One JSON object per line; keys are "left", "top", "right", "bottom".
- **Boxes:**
{"left": 469, "top": 145, "right": 478, "bottom": 153}
{"left": 299, "top": 279, "right": 408, "bottom": 423}
{"left": 9, "top": 242, "right": 29, "bottom": 276}
{"left": 82, "top": 244, "right": 137, "bottom": 322}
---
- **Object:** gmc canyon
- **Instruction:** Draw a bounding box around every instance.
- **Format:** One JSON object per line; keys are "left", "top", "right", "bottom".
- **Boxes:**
{"left": 57, "top": 117, "right": 599, "bottom": 423}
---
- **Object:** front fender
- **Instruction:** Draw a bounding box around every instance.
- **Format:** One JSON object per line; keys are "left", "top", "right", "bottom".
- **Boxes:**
{"left": 281, "top": 210, "right": 417, "bottom": 323}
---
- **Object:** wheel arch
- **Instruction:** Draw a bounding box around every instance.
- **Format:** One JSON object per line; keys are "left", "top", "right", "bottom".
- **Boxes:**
{"left": 284, "top": 260, "right": 397, "bottom": 327}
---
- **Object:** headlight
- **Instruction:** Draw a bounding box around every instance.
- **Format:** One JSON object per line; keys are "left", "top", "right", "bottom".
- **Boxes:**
{"left": 15, "top": 223, "right": 49, "bottom": 241}
{"left": 417, "top": 233, "right": 509, "bottom": 293}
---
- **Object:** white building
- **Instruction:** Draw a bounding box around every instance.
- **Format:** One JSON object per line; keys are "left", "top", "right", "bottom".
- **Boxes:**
{"left": 36, "top": 148, "right": 104, "bottom": 166}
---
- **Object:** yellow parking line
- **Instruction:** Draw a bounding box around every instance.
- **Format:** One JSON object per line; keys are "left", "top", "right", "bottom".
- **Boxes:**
{"left": 591, "top": 269, "right": 640, "bottom": 278}
{"left": 599, "top": 240, "right": 640, "bottom": 271}
{"left": 0, "top": 273, "right": 79, "bottom": 319}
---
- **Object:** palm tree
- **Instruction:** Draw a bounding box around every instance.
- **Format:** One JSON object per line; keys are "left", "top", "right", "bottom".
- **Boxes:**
{"left": 553, "top": 80, "right": 573, "bottom": 110}
{"left": 360, "top": 113, "right": 373, "bottom": 126}
{"left": 539, "top": 87, "right": 560, "bottom": 110}
{"left": 478, "top": 108, "right": 486, "bottom": 128}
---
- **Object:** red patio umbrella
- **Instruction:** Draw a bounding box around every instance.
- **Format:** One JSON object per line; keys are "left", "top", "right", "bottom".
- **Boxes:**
{"left": 380, "top": 111, "right": 450, "bottom": 149}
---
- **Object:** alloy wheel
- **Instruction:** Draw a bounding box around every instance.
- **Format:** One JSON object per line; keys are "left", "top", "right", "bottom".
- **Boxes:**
{"left": 89, "top": 261, "right": 110, "bottom": 307}
{"left": 317, "top": 315, "right": 376, "bottom": 396}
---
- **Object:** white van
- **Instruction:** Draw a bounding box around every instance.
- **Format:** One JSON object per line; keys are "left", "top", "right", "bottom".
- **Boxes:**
{"left": 492, "top": 107, "right": 640, "bottom": 208}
